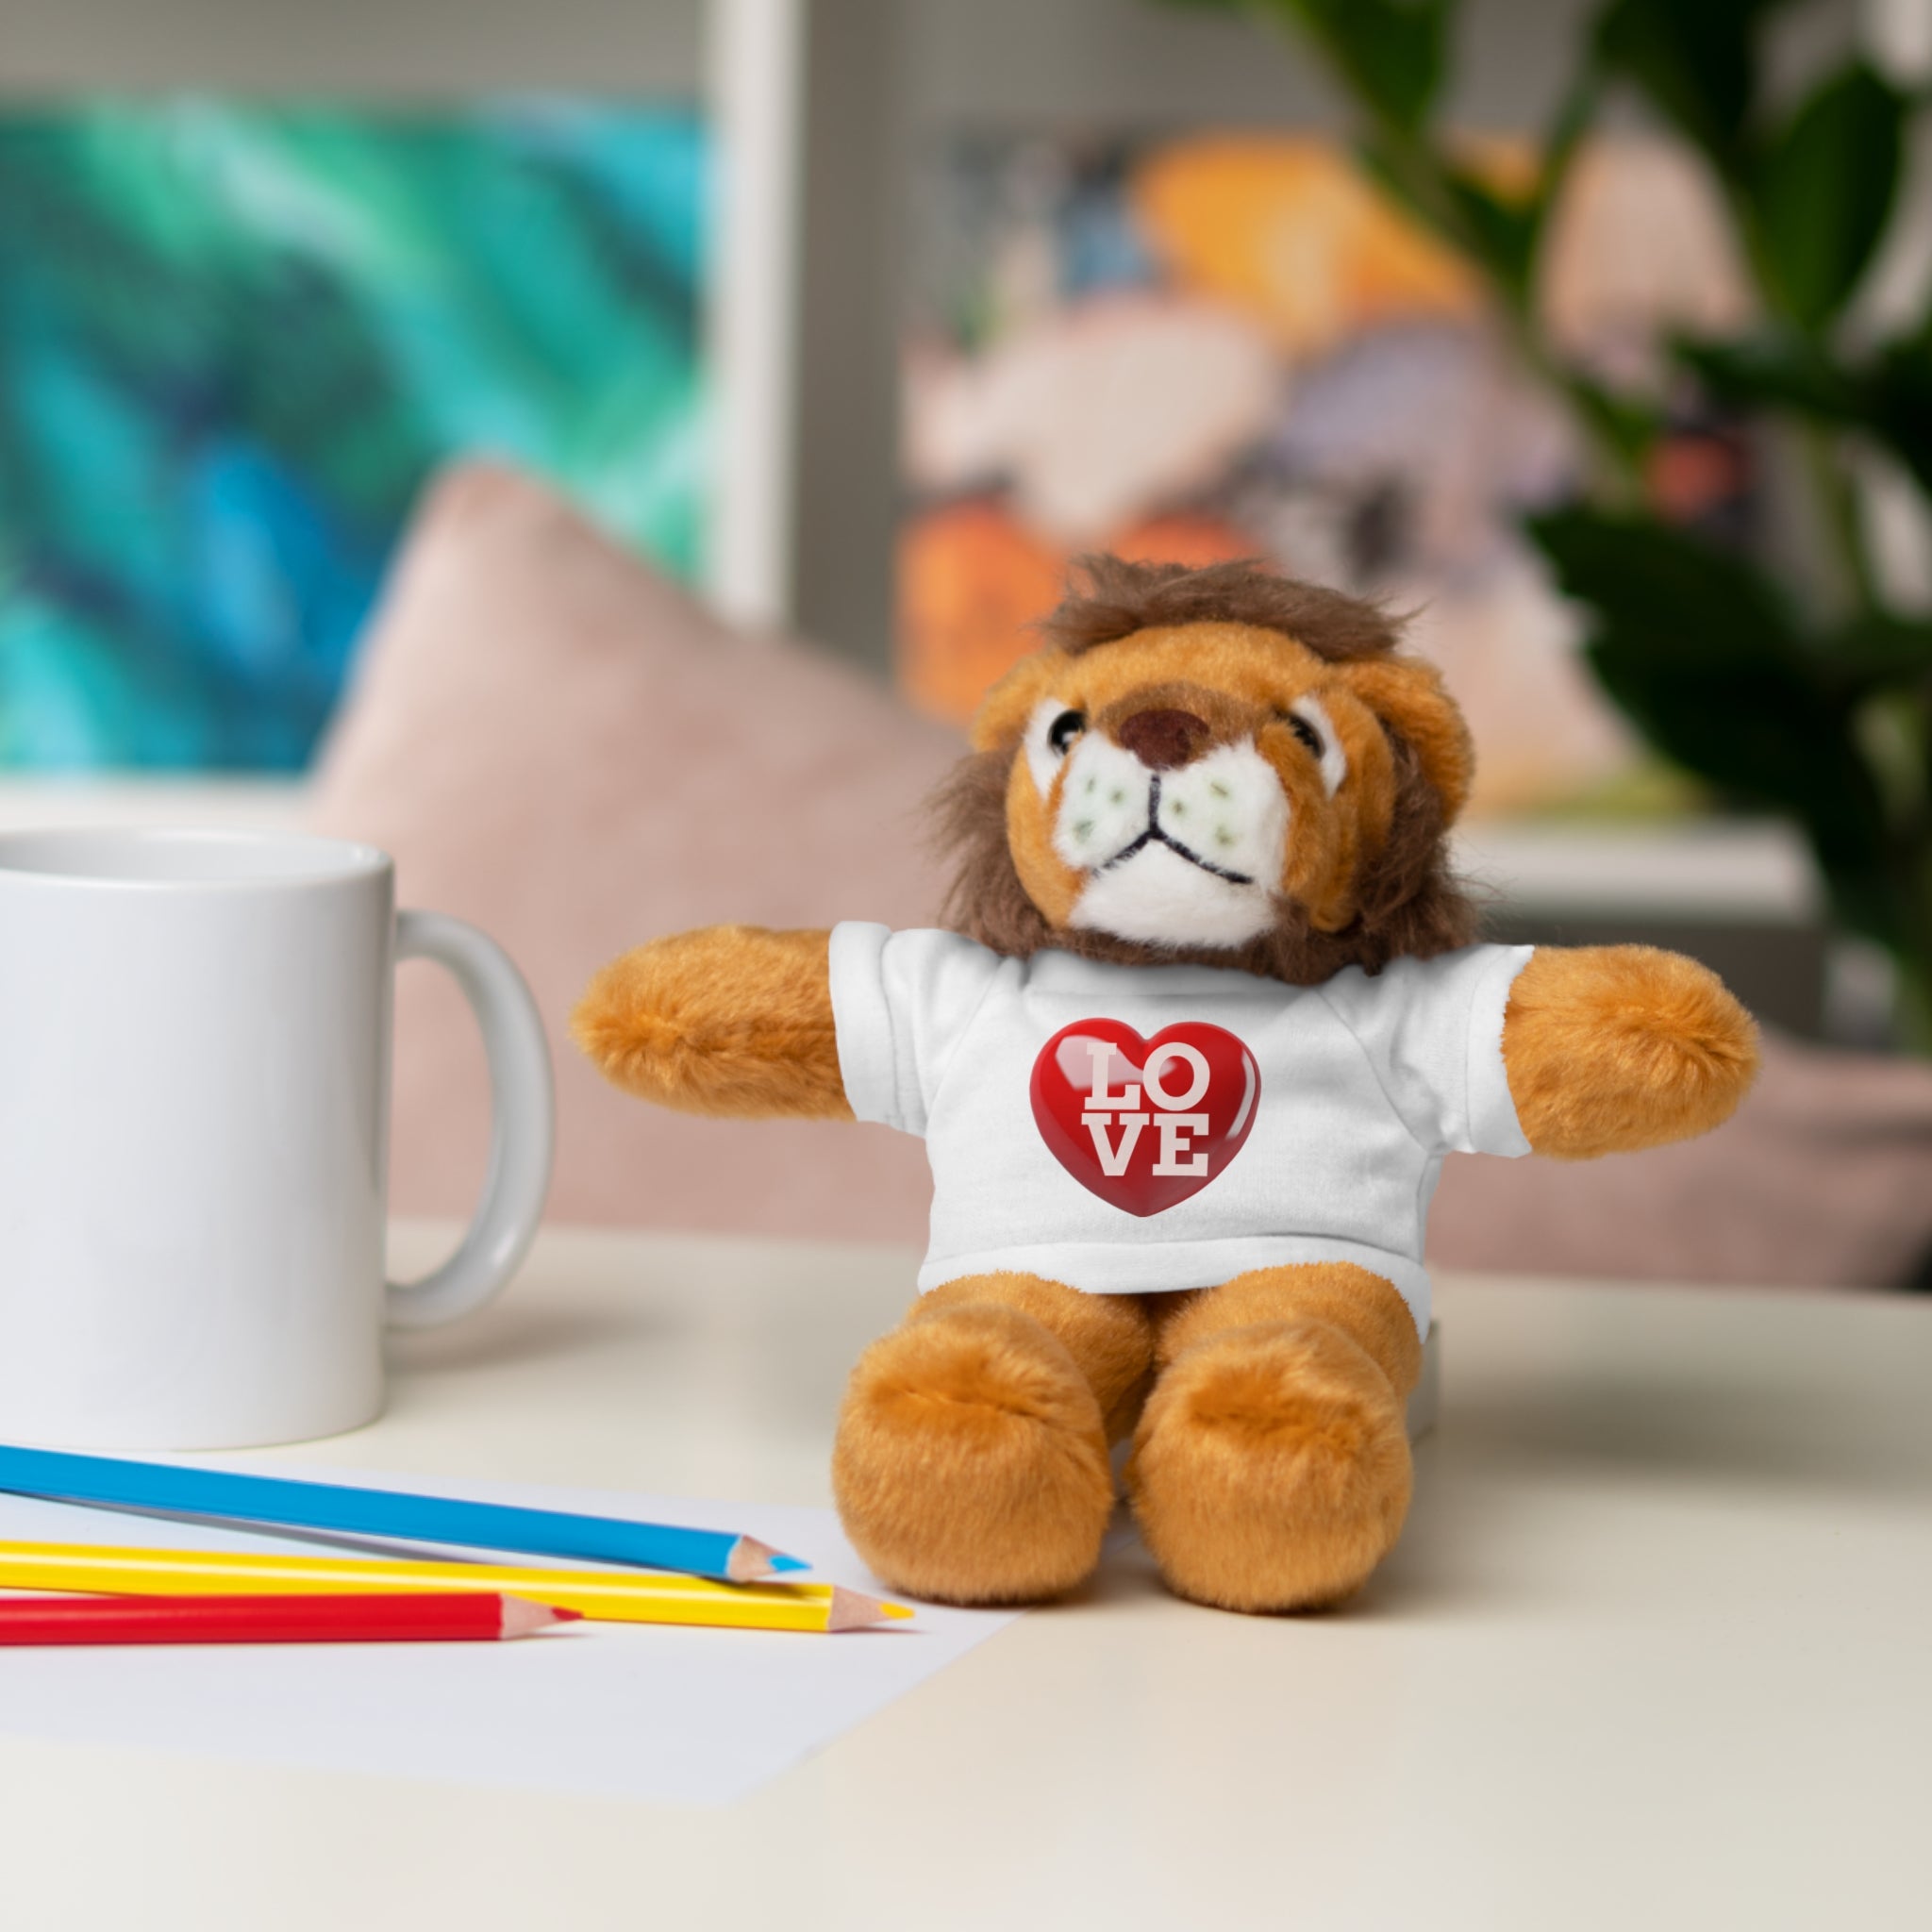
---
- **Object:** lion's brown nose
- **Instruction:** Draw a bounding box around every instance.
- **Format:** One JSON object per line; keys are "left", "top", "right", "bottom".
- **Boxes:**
{"left": 1115, "top": 708, "right": 1211, "bottom": 770}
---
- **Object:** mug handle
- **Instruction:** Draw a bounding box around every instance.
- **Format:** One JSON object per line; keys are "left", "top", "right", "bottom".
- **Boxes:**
{"left": 384, "top": 909, "right": 555, "bottom": 1331}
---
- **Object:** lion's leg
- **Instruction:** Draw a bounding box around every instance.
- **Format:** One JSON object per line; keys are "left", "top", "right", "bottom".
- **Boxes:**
{"left": 1126, "top": 1263, "right": 1421, "bottom": 1614}
{"left": 832, "top": 1275, "right": 1157, "bottom": 1606}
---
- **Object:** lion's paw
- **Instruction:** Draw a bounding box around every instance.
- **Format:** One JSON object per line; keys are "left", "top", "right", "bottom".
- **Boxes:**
{"left": 831, "top": 1303, "right": 1113, "bottom": 1605}
{"left": 1126, "top": 1319, "right": 1411, "bottom": 1613}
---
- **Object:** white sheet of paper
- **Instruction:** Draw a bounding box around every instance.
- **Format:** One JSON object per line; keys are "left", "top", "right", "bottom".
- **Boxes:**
{"left": 0, "top": 1467, "right": 1021, "bottom": 1805}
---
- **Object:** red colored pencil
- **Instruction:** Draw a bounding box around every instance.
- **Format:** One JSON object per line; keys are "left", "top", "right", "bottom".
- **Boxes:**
{"left": 0, "top": 1592, "right": 581, "bottom": 1646}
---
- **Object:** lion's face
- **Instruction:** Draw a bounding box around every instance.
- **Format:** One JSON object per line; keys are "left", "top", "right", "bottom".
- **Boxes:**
{"left": 968, "top": 619, "right": 1473, "bottom": 956}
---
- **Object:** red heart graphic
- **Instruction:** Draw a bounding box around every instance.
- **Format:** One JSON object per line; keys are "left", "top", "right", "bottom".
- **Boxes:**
{"left": 1029, "top": 1019, "right": 1260, "bottom": 1217}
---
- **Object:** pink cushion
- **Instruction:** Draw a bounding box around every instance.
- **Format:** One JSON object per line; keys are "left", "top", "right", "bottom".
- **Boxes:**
{"left": 1428, "top": 1030, "right": 1932, "bottom": 1288}
{"left": 307, "top": 461, "right": 958, "bottom": 1242}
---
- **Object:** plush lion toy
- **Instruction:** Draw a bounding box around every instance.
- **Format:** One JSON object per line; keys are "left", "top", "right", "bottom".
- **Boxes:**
{"left": 574, "top": 558, "right": 1759, "bottom": 1614}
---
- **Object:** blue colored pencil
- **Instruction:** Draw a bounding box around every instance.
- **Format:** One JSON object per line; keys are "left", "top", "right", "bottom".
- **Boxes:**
{"left": 0, "top": 1444, "right": 809, "bottom": 1584}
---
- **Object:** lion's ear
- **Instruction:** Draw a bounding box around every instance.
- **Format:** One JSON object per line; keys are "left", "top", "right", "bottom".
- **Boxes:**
{"left": 1336, "top": 657, "right": 1474, "bottom": 827}
{"left": 968, "top": 650, "right": 1065, "bottom": 754}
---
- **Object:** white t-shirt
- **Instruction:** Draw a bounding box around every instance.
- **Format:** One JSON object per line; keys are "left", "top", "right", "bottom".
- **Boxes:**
{"left": 828, "top": 924, "right": 1535, "bottom": 1336}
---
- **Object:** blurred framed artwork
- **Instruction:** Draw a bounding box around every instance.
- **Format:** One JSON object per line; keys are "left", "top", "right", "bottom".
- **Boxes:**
{"left": 898, "top": 131, "right": 1756, "bottom": 820}
{"left": 0, "top": 97, "right": 707, "bottom": 770}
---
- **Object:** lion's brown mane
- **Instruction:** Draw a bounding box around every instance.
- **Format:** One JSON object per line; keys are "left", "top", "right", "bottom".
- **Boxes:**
{"left": 1038, "top": 553, "right": 1406, "bottom": 662}
{"left": 934, "top": 556, "right": 1478, "bottom": 983}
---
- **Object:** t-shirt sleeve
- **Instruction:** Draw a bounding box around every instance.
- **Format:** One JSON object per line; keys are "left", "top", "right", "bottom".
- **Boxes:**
{"left": 1316, "top": 943, "right": 1536, "bottom": 1157}
{"left": 826, "top": 924, "right": 1007, "bottom": 1138}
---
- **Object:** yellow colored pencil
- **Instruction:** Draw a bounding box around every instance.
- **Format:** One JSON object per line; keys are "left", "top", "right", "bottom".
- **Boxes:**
{"left": 0, "top": 1541, "right": 911, "bottom": 1634}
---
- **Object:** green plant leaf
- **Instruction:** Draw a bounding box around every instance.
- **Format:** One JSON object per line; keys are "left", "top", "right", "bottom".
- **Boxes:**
{"left": 1591, "top": 0, "right": 1792, "bottom": 178}
{"left": 1262, "top": 0, "right": 1455, "bottom": 133}
{"left": 1528, "top": 506, "right": 1803, "bottom": 670}
{"left": 1568, "top": 375, "right": 1665, "bottom": 472}
{"left": 1866, "top": 336, "right": 1932, "bottom": 501}
{"left": 1752, "top": 61, "right": 1905, "bottom": 329}
{"left": 1354, "top": 130, "right": 1453, "bottom": 235}
{"left": 1588, "top": 650, "right": 1879, "bottom": 861}
{"left": 1817, "top": 614, "right": 1932, "bottom": 691}
{"left": 1675, "top": 331, "right": 1865, "bottom": 419}
{"left": 1439, "top": 163, "right": 1538, "bottom": 298}
{"left": 1528, "top": 507, "right": 1888, "bottom": 869}
{"left": 1679, "top": 329, "right": 1932, "bottom": 504}
{"left": 1354, "top": 132, "right": 1515, "bottom": 291}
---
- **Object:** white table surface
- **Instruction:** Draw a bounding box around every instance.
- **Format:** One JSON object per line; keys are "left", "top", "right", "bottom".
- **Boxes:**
{"left": 3, "top": 1222, "right": 1927, "bottom": 1932}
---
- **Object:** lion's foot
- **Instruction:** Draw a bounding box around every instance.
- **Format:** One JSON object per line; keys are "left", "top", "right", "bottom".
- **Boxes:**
{"left": 831, "top": 1302, "right": 1114, "bottom": 1605}
{"left": 1125, "top": 1319, "right": 1411, "bottom": 1613}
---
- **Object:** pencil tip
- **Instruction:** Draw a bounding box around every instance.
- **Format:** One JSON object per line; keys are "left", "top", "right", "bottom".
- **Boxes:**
{"left": 726, "top": 1537, "right": 810, "bottom": 1582}
{"left": 500, "top": 1596, "right": 584, "bottom": 1638}
{"left": 826, "top": 1587, "right": 912, "bottom": 1632}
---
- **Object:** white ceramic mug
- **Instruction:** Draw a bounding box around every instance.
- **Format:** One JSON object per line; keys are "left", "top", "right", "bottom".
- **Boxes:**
{"left": 0, "top": 828, "right": 554, "bottom": 1450}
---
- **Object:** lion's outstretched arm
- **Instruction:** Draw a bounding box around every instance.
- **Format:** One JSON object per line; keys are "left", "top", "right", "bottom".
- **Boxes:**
{"left": 1502, "top": 945, "right": 1759, "bottom": 1159}
{"left": 571, "top": 925, "right": 853, "bottom": 1120}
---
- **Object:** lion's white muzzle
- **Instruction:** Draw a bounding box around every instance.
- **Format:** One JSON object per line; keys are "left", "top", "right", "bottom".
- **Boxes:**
{"left": 1052, "top": 734, "right": 1288, "bottom": 948}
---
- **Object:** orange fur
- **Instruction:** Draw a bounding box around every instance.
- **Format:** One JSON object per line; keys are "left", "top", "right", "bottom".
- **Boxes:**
{"left": 971, "top": 648, "right": 1066, "bottom": 753}
{"left": 1004, "top": 753, "right": 1084, "bottom": 927}
{"left": 832, "top": 1279, "right": 1125, "bottom": 1605}
{"left": 1155, "top": 1261, "right": 1424, "bottom": 1397}
{"left": 1125, "top": 1264, "right": 1416, "bottom": 1613}
{"left": 1503, "top": 945, "right": 1760, "bottom": 1158}
{"left": 1128, "top": 1314, "right": 1412, "bottom": 1614}
{"left": 917, "top": 1274, "right": 1157, "bottom": 1441}
{"left": 1333, "top": 655, "right": 1474, "bottom": 824}
{"left": 984, "top": 626, "right": 1421, "bottom": 941}
{"left": 570, "top": 924, "right": 851, "bottom": 1120}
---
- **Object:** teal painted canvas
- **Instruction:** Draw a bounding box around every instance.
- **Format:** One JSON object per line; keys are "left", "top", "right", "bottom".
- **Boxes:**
{"left": 0, "top": 98, "right": 708, "bottom": 770}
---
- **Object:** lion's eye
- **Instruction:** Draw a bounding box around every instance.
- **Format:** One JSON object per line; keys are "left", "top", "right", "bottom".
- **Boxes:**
{"left": 1284, "top": 712, "right": 1324, "bottom": 758}
{"left": 1047, "top": 709, "right": 1087, "bottom": 757}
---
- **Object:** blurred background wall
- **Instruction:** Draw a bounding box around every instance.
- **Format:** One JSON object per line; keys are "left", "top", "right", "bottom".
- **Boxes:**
{"left": 2, "top": 0, "right": 1928, "bottom": 1059}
